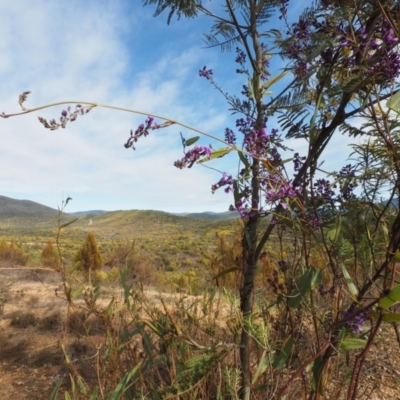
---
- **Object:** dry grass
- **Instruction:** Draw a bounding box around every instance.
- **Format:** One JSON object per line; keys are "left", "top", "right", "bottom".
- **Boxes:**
{"left": 1, "top": 267, "right": 400, "bottom": 399}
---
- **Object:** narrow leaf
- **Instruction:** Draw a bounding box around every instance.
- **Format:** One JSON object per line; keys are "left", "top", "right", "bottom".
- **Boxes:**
{"left": 288, "top": 266, "right": 322, "bottom": 308}
{"left": 340, "top": 338, "right": 367, "bottom": 350}
{"left": 109, "top": 362, "right": 142, "bottom": 400}
{"left": 198, "top": 147, "right": 233, "bottom": 163}
{"left": 379, "top": 284, "right": 400, "bottom": 309}
{"left": 273, "top": 337, "right": 294, "bottom": 371}
{"left": 382, "top": 312, "right": 400, "bottom": 322}
{"left": 252, "top": 350, "right": 270, "bottom": 384}
{"left": 341, "top": 264, "right": 358, "bottom": 296}
{"left": 60, "top": 218, "right": 79, "bottom": 229}
{"left": 387, "top": 90, "right": 400, "bottom": 114}
{"left": 185, "top": 136, "right": 200, "bottom": 146}
{"left": 263, "top": 71, "right": 288, "bottom": 91}
{"left": 312, "top": 356, "right": 324, "bottom": 394}
{"left": 49, "top": 379, "right": 63, "bottom": 400}
{"left": 238, "top": 151, "right": 250, "bottom": 168}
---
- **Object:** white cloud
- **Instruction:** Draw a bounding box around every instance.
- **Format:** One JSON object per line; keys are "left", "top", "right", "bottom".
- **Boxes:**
{"left": 0, "top": 1, "right": 366, "bottom": 214}
{"left": 0, "top": 1, "right": 236, "bottom": 213}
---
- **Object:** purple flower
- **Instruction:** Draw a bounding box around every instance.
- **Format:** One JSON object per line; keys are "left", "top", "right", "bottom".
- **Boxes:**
{"left": 211, "top": 173, "right": 233, "bottom": 194}
{"left": 235, "top": 47, "right": 246, "bottom": 65}
{"left": 199, "top": 66, "right": 213, "bottom": 80}
{"left": 174, "top": 145, "right": 212, "bottom": 169}
{"left": 341, "top": 307, "right": 367, "bottom": 333}
{"left": 224, "top": 128, "right": 236, "bottom": 145}
{"left": 313, "top": 179, "right": 337, "bottom": 205}
{"left": 61, "top": 110, "right": 68, "bottom": 117}
{"left": 124, "top": 116, "right": 159, "bottom": 150}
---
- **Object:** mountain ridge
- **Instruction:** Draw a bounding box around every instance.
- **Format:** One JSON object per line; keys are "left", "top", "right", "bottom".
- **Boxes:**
{"left": 0, "top": 195, "right": 238, "bottom": 221}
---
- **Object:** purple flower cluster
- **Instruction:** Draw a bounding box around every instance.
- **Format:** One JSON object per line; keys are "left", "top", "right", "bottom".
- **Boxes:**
{"left": 244, "top": 128, "right": 270, "bottom": 157}
{"left": 199, "top": 66, "right": 213, "bottom": 80}
{"left": 313, "top": 179, "right": 337, "bottom": 206}
{"left": 174, "top": 145, "right": 212, "bottom": 169}
{"left": 338, "top": 164, "right": 358, "bottom": 200}
{"left": 211, "top": 173, "right": 233, "bottom": 194}
{"left": 341, "top": 307, "right": 367, "bottom": 333}
{"left": 39, "top": 104, "right": 91, "bottom": 131}
{"left": 124, "top": 116, "right": 159, "bottom": 150}
{"left": 279, "top": 0, "right": 290, "bottom": 20}
{"left": 304, "top": 213, "right": 323, "bottom": 230}
{"left": 265, "top": 181, "right": 299, "bottom": 209}
{"left": 224, "top": 128, "right": 236, "bottom": 145}
{"left": 293, "top": 19, "right": 311, "bottom": 41}
{"left": 285, "top": 18, "right": 313, "bottom": 78}
{"left": 339, "top": 19, "right": 400, "bottom": 81}
{"left": 231, "top": 197, "right": 253, "bottom": 220}
{"left": 235, "top": 47, "right": 248, "bottom": 74}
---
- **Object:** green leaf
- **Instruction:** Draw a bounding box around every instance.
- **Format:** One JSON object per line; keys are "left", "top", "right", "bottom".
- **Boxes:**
{"left": 252, "top": 350, "right": 270, "bottom": 384}
{"left": 60, "top": 218, "right": 79, "bottom": 229}
{"left": 49, "top": 379, "right": 63, "bottom": 400}
{"left": 77, "top": 377, "right": 87, "bottom": 395}
{"left": 263, "top": 71, "right": 288, "bottom": 92}
{"left": 198, "top": 147, "right": 233, "bottom": 163}
{"left": 143, "top": 320, "right": 165, "bottom": 337}
{"left": 109, "top": 362, "right": 142, "bottom": 400}
{"left": 272, "top": 337, "right": 294, "bottom": 371}
{"left": 341, "top": 264, "right": 358, "bottom": 297}
{"left": 238, "top": 151, "right": 250, "bottom": 168}
{"left": 340, "top": 338, "right": 367, "bottom": 350}
{"left": 185, "top": 136, "right": 200, "bottom": 146}
{"left": 248, "top": 78, "right": 255, "bottom": 100}
{"left": 387, "top": 90, "right": 400, "bottom": 114}
{"left": 312, "top": 356, "right": 324, "bottom": 394}
{"left": 382, "top": 312, "right": 400, "bottom": 322}
{"left": 64, "top": 392, "right": 72, "bottom": 400}
{"left": 67, "top": 261, "right": 81, "bottom": 274}
{"left": 255, "top": 0, "right": 267, "bottom": 14}
{"left": 310, "top": 42, "right": 328, "bottom": 59}
{"left": 288, "top": 266, "right": 322, "bottom": 308}
{"left": 89, "top": 386, "right": 99, "bottom": 400}
{"left": 105, "top": 297, "right": 114, "bottom": 317}
{"left": 379, "top": 284, "right": 400, "bottom": 309}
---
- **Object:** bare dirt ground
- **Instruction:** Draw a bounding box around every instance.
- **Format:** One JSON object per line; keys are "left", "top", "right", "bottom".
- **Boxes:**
{"left": 1, "top": 268, "right": 400, "bottom": 399}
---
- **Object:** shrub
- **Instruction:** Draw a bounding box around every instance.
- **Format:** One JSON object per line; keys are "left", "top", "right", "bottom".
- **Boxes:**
{"left": 41, "top": 239, "right": 61, "bottom": 269}
{"left": 107, "top": 266, "right": 120, "bottom": 282}
{"left": 0, "top": 237, "right": 28, "bottom": 266}
{"left": 74, "top": 232, "right": 103, "bottom": 273}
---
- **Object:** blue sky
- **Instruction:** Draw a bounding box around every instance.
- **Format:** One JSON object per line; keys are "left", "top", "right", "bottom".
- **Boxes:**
{"left": 0, "top": 1, "right": 356, "bottom": 213}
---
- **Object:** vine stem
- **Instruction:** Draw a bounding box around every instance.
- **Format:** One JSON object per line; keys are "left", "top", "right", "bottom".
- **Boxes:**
{"left": 1, "top": 99, "right": 231, "bottom": 147}
{"left": 1, "top": 95, "right": 291, "bottom": 182}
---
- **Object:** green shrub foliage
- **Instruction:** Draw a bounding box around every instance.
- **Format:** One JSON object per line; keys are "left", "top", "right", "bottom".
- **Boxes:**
{"left": 74, "top": 232, "right": 103, "bottom": 272}
{"left": 41, "top": 239, "right": 61, "bottom": 269}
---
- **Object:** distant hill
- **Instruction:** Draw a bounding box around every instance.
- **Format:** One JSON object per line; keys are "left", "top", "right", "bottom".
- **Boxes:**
{"left": 0, "top": 196, "right": 239, "bottom": 239}
{"left": 70, "top": 210, "right": 239, "bottom": 221}
{"left": 174, "top": 211, "right": 239, "bottom": 220}
{"left": 0, "top": 195, "right": 59, "bottom": 219}
{"left": 70, "top": 210, "right": 107, "bottom": 217}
